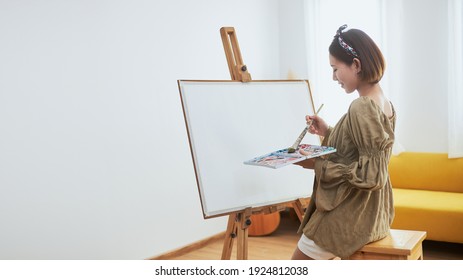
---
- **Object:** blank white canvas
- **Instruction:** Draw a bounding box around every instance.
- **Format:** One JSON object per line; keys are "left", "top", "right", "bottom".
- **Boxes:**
{"left": 179, "top": 80, "right": 318, "bottom": 218}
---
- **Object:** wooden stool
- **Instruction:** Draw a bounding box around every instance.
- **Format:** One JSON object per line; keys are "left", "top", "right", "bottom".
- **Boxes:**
{"left": 345, "top": 229, "right": 427, "bottom": 260}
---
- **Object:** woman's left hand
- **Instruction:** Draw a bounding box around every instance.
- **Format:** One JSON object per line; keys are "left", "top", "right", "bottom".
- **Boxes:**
{"left": 293, "top": 150, "right": 316, "bottom": 169}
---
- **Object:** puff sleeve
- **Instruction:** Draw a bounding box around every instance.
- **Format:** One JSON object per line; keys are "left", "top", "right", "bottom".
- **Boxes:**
{"left": 313, "top": 97, "right": 394, "bottom": 210}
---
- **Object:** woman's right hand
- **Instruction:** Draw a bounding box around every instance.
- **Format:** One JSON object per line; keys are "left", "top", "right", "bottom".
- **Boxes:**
{"left": 306, "top": 115, "right": 329, "bottom": 137}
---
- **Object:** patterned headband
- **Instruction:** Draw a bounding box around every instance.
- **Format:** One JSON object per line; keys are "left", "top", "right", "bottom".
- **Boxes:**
{"left": 336, "top": 24, "right": 359, "bottom": 58}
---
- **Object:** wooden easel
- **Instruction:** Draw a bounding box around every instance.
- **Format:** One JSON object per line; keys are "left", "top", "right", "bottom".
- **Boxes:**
{"left": 219, "top": 27, "right": 309, "bottom": 260}
{"left": 220, "top": 27, "right": 251, "bottom": 83}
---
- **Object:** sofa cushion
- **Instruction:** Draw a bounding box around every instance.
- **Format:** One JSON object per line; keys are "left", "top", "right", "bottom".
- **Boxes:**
{"left": 389, "top": 152, "right": 463, "bottom": 193}
{"left": 391, "top": 188, "right": 463, "bottom": 243}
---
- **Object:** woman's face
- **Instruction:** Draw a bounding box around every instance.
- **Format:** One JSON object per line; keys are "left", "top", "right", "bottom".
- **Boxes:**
{"left": 329, "top": 54, "right": 360, "bottom": 94}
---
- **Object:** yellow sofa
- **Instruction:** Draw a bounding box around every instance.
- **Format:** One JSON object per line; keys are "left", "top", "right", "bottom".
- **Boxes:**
{"left": 389, "top": 152, "right": 463, "bottom": 244}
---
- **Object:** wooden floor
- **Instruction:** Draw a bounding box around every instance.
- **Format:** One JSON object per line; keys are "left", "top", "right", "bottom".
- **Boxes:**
{"left": 165, "top": 210, "right": 463, "bottom": 260}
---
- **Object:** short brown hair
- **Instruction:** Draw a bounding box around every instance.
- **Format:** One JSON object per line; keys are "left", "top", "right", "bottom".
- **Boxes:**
{"left": 329, "top": 28, "right": 385, "bottom": 83}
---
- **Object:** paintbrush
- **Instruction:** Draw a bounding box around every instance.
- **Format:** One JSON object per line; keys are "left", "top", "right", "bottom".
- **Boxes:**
{"left": 287, "top": 103, "right": 324, "bottom": 153}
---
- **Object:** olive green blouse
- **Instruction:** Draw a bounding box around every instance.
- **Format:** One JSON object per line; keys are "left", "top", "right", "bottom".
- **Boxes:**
{"left": 298, "top": 96, "right": 396, "bottom": 258}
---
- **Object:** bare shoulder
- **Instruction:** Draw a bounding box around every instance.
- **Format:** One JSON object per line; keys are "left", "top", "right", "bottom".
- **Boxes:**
{"left": 370, "top": 95, "right": 393, "bottom": 118}
{"left": 382, "top": 98, "right": 394, "bottom": 119}
{"left": 350, "top": 96, "right": 393, "bottom": 118}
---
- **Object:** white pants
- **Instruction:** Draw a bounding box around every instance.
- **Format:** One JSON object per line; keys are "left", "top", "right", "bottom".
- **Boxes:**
{"left": 297, "top": 234, "right": 337, "bottom": 260}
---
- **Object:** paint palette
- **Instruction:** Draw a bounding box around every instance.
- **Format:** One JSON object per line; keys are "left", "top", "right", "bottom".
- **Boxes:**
{"left": 244, "top": 144, "right": 336, "bottom": 169}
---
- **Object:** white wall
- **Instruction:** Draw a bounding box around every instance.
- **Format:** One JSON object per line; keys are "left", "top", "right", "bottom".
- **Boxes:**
{"left": 0, "top": 0, "right": 279, "bottom": 259}
{"left": 279, "top": 0, "right": 308, "bottom": 80}
{"left": 393, "top": 0, "right": 449, "bottom": 152}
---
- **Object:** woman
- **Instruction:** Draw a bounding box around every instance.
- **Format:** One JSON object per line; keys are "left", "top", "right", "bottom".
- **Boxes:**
{"left": 292, "top": 25, "right": 396, "bottom": 259}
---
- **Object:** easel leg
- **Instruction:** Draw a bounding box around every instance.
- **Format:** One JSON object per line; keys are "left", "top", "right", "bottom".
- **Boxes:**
{"left": 292, "top": 198, "right": 310, "bottom": 222}
{"left": 237, "top": 209, "right": 252, "bottom": 260}
{"left": 221, "top": 213, "right": 237, "bottom": 260}
{"left": 292, "top": 200, "right": 305, "bottom": 222}
{"left": 237, "top": 213, "right": 249, "bottom": 260}
{"left": 221, "top": 209, "right": 252, "bottom": 260}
